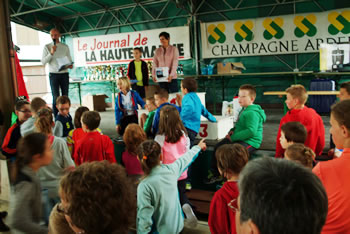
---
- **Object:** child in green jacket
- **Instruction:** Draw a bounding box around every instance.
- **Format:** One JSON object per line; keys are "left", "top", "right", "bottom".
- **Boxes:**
{"left": 205, "top": 84, "right": 266, "bottom": 184}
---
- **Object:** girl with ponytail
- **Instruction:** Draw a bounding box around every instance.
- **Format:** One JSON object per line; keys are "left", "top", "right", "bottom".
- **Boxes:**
{"left": 136, "top": 138, "right": 206, "bottom": 234}
{"left": 8, "top": 133, "right": 52, "bottom": 233}
{"left": 285, "top": 143, "right": 315, "bottom": 168}
{"left": 35, "top": 108, "right": 75, "bottom": 216}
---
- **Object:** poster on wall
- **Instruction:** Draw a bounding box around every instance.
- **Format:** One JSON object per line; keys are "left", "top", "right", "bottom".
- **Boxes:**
{"left": 73, "top": 26, "right": 191, "bottom": 66}
{"left": 201, "top": 8, "right": 350, "bottom": 58}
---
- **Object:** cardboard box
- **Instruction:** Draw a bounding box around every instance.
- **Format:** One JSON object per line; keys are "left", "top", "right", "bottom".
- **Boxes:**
{"left": 217, "top": 62, "right": 246, "bottom": 74}
{"left": 82, "top": 94, "right": 108, "bottom": 112}
{"left": 196, "top": 116, "right": 234, "bottom": 140}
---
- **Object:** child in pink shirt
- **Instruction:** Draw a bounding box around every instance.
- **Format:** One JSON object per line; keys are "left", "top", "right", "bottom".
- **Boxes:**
{"left": 154, "top": 105, "right": 197, "bottom": 225}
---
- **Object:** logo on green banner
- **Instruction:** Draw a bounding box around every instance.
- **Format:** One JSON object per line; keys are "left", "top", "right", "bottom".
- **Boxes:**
{"left": 294, "top": 14, "right": 317, "bottom": 37}
{"left": 263, "top": 18, "right": 284, "bottom": 40}
{"left": 328, "top": 10, "right": 350, "bottom": 35}
{"left": 208, "top": 24, "right": 226, "bottom": 44}
{"left": 234, "top": 21, "right": 254, "bottom": 42}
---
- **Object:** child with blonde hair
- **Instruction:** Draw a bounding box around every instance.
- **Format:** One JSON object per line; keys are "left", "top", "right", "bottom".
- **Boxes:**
{"left": 35, "top": 108, "right": 75, "bottom": 215}
{"left": 137, "top": 139, "right": 206, "bottom": 233}
{"left": 115, "top": 77, "right": 145, "bottom": 135}
{"left": 276, "top": 84, "right": 325, "bottom": 158}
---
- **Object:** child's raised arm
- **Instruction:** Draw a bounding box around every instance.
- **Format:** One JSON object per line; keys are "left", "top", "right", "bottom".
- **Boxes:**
{"left": 169, "top": 139, "right": 206, "bottom": 177}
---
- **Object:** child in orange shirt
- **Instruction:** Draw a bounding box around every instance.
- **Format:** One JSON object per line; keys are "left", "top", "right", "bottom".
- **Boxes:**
{"left": 313, "top": 100, "right": 350, "bottom": 233}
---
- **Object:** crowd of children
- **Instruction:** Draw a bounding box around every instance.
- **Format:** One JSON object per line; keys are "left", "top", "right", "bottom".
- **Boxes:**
{"left": 1, "top": 57, "right": 350, "bottom": 234}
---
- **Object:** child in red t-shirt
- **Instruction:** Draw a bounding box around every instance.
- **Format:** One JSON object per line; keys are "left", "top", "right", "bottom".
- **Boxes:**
{"left": 275, "top": 84, "right": 325, "bottom": 158}
{"left": 208, "top": 144, "right": 249, "bottom": 234}
{"left": 74, "top": 111, "right": 116, "bottom": 165}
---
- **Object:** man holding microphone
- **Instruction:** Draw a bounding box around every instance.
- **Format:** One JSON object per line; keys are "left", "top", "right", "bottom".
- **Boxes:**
{"left": 42, "top": 28, "right": 73, "bottom": 117}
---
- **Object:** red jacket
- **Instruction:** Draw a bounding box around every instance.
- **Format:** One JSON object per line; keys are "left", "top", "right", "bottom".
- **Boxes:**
{"left": 74, "top": 131, "right": 116, "bottom": 165}
{"left": 275, "top": 106, "right": 325, "bottom": 158}
{"left": 209, "top": 181, "right": 239, "bottom": 234}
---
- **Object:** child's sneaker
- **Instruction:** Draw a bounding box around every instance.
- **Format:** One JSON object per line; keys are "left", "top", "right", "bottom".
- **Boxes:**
{"left": 182, "top": 203, "right": 198, "bottom": 228}
{"left": 185, "top": 182, "right": 192, "bottom": 191}
{"left": 203, "top": 170, "right": 222, "bottom": 184}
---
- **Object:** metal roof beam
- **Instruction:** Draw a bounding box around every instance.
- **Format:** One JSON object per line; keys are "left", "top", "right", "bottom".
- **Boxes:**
{"left": 195, "top": 0, "right": 313, "bottom": 17}
{"left": 61, "top": 13, "right": 189, "bottom": 36}
{"left": 11, "top": 0, "right": 86, "bottom": 17}
{"left": 104, "top": 13, "right": 115, "bottom": 35}
{"left": 204, "top": 1, "right": 229, "bottom": 21}
{"left": 87, "top": 0, "right": 106, "bottom": 9}
{"left": 16, "top": 0, "right": 26, "bottom": 14}
{"left": 80, "top": 15, "right": 94, "bottom": 29}
{"left": 95, "top": 11, "right": 106, "bottom": 28}
{"left": 312, "top": 0, "right": 325, "bottom": 11}
{"left": 119, "top": 9, "right": 137, "bottom": 31}
{"left": 137, "top": 3, "right": 155, "bottom": 20}
{"left": 43, "top": 0, "right": 49, "bottom": 7}
{"left": 235, "top": 0, "right": 244, "bottom": 9}
{"left": 156, "top": 1, "right": 169, "bottom": 19}
{"left": 222, "top": 0, "right": 234, "bottom": 10}
{"left": 166, "top": 8, "right": 183, "bottom": 27}
{"left": 60, "top": 0, "right": 168, "bottom": 20}
{"left": 194, "top": 0, "right": 205, "bottom": 14}
{"left": 69, "top": 16, "right": 80, "bottom": 32}
{"left": 109, "top": 10, "right": 123, "bottom": 25}
{"left": 50, "top": 0, "right": 79, "bottom": 14}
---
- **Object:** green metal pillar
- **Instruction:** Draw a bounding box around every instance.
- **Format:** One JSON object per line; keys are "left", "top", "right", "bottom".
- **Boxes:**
{"left": 0, "top": 0, "right": 16, "bottom": 140}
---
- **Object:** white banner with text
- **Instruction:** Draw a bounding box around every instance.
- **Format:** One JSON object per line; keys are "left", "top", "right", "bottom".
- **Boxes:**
{"left": 73, "top": 26, "right": 191, "bottom": 66}
{"left": 201, "top": 8, "right": 350, "bottom": 58}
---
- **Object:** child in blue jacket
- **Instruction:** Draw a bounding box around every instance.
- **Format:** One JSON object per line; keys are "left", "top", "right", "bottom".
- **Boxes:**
{"left": 115, "top": 77, "right": 145, "bottom": 135}
{"left": 176, "top": 77, "right": 216, "bottom": 189}
{"left": 177, "top": 77, "right": 216, "bottom": 147}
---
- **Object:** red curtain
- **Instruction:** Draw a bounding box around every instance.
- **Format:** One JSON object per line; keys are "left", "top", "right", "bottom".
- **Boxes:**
{"left": 14, "top": 50, "right": 29, "bottom": 100}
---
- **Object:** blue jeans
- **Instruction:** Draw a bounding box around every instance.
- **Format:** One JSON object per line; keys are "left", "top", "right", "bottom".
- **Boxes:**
{"left": 49, "top": 73, "right": 69, "bottom": 117}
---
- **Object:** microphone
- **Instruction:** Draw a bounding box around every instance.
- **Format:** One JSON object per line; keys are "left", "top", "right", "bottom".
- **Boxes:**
{"left": 53, "top": 39, "right": 56, "bottom": 45}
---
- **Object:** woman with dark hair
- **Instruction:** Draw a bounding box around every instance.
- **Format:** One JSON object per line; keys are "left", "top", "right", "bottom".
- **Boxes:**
{"left": 152, "top": 31, "right": 179, "bottom": 93}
